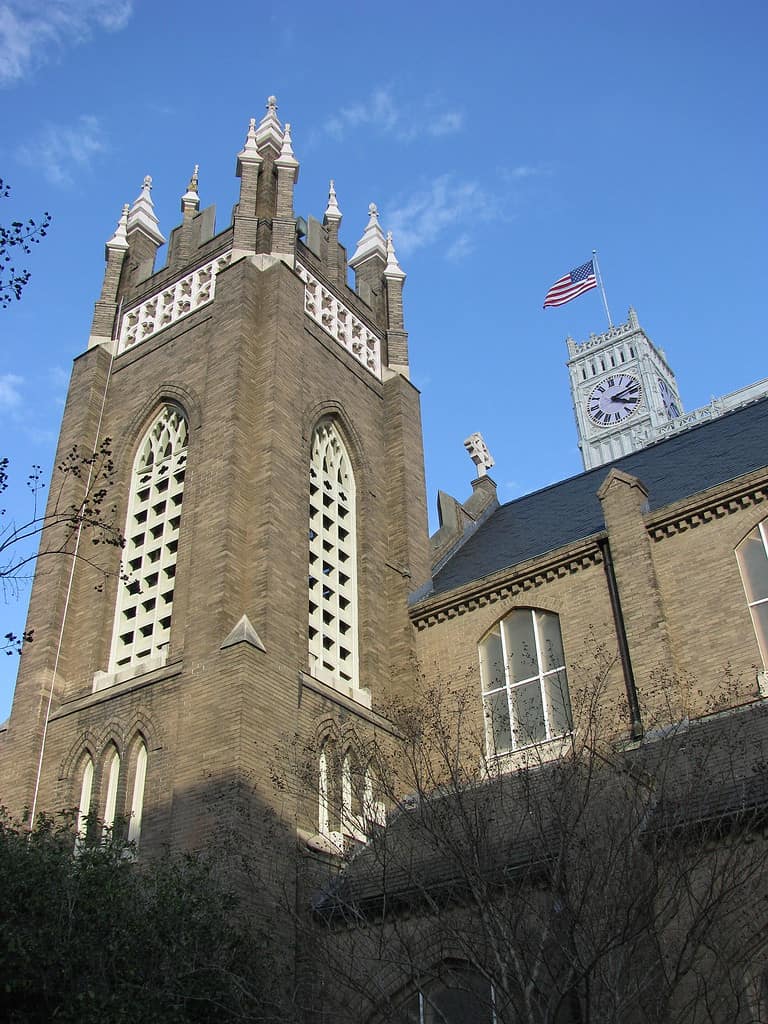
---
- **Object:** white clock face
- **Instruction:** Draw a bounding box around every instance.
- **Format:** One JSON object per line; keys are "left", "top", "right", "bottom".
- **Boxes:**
{"left": 658, "top": 377, "right": 681, "bottom": 419}
{"left": 587, "top": 373, "right": 642, "bottom": 427}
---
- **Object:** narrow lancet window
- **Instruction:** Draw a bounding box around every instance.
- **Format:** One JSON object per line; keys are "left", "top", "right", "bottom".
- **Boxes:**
{"left": 74, "top": 756, "right": 94, "bottom": 851}
{"left": 102, "top": 748, "right": 121, "bottom": 837}
{"left": 127, "top": 741, "right": 148, "bottom": 847}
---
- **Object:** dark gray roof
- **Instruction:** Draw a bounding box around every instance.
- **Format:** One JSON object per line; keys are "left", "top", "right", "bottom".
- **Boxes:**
{"left": 431, "top": 397, "right": 768, "bottom": 598}
{"left": 315, "top": 702, "right": 768, "bottom": 920}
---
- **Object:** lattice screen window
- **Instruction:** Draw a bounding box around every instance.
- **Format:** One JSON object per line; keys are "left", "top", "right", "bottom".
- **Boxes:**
{"left": 110, "top": 405, "right": 188, "bottom": 673}
{"left": 308, "top": 422, "right": 358, "bottom": 689}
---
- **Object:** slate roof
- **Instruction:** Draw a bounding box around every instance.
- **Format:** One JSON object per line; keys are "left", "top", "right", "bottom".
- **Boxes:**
{"left": 430, "top": 397, "right": 768, "bottom": 599}
{"left": 315, "top": 702, "right": 768, "bottom": 920}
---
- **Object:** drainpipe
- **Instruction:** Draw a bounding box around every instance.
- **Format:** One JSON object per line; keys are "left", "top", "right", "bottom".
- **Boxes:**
{"left": 598, "top": 537, "right": 644, "bottom": 740}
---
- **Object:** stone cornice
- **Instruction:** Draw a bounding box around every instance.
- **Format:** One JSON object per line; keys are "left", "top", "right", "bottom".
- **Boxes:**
{"left": 410, "top": 536, "right": 604, "bottom": 629}
{"left": 648, "top": 470, "right": 768, "bottom": 540}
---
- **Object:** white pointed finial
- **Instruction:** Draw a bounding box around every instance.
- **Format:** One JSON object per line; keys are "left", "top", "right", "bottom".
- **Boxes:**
{"left": 181, "top": 164, "right": 200, "bottom": 209}
{"left": 237, "top": 116, "right": 261, "bottom": 166}
{"left": 127, "top": 174, "right": 165, "bottom": 245}
{"left": 324, "top": 179, "right": 342, "bottom": 223}
{"left": 106, "top": 203, "right": 130, "bottom": 253}
{"left": 276, "top": 122, "right": 298, "bottom": 166}
{"left": 256, "top": 93, "right": 283, "bottom": 152}
{"left": 384, "top": 231, "right": 405, "bottom": 280}
{"left": 349, "top": 201, "right": 387, "bottom": 269}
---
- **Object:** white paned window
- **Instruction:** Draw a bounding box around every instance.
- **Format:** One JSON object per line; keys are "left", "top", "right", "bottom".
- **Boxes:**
{"left": 74, "top": 756, "right": 94, "bottom": 851}
{"left": 102, "top": 749, "right": 121, "bottom": 837}
{"left": 308, "top": 422, "right": 358, "bottom": 691}
{"left": 127, "top": 742, "right": 148, "bottom": 847}
{"left": 736, "top": 520, "right": 768, "bottom": 667}
{"left": 109, "top": 405, "right": 188, "bottom": 675}
{"left": 479, "top": 609, "right": 572, "bottom": 755}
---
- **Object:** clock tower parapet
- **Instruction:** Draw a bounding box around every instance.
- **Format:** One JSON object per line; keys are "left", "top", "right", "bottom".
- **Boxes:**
{"left": 567, "top": 308, "right": 684, "bottom": 470}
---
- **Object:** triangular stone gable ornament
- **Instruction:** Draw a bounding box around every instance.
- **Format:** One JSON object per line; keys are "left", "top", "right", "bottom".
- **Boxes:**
{"left": 220, "top": 614, "right": 266, "bottom": 652}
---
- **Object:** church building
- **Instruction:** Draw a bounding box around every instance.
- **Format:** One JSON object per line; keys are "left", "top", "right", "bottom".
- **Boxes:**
{"left": 1, "top": 96, "right": 767, "bottom": 1022}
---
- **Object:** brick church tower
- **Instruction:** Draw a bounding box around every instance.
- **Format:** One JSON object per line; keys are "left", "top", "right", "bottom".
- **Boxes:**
{"left": 0, "top": 97, "right": 431, "bottom": 869}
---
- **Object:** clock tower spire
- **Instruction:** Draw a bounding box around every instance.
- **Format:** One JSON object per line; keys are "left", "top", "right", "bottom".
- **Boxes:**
{"left": 568, "top": 307, "right": 683, "bottom": 469}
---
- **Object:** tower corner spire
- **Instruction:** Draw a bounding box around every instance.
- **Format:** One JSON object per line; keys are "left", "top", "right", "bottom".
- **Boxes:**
{"left": 255, "top": 94, "right": 283, "bottom": 154}
{"left": 127, "top": 175, "right": 166, "bottom": 247}
{"left": 324, "top": 180, "right": 342, "bottom": 225}
{"left": 348, "top": 203, "right": 387, "bottom": 270}
{"left": 181, "top": 164, "right": 200, "bottom": 214}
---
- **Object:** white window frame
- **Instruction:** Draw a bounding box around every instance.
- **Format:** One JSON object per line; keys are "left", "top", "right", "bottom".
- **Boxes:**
{"left": 736, "top": 520, "right": 768, "bottom": 668}
{"left": 479, "top": 609, "right": 572, "bottom": 757}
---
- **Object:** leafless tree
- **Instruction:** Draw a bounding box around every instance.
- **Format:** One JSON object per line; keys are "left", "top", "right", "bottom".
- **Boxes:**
{"left": 1, "top": 440, "right": 123, "bottom": 654}
{"left": 284, "top": 666, "right": 768, "bottom": 1024}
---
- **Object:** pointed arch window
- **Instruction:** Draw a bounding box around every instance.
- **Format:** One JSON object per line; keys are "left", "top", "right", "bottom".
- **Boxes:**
{"left": 736, "top": 519, "right": 768, "bottom": 667}
{"left": 109, "top": 405, "right": 188, "bottom": 675}
{"left": 74, "top": 756, "right": 94, "bottom": 851}
{"left": 308, "top": 421, "right": 358, "bottom": 691}
{"left": 102, "top": 748, "right": 121, "bottom": 837}
{"left": 127, "top": 741, "right": 148, "bottom": 847}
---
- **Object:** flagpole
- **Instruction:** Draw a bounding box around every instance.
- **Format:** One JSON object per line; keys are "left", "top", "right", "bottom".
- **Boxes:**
{"left": 592, "top": 249, "right": 613, "bottom": 328}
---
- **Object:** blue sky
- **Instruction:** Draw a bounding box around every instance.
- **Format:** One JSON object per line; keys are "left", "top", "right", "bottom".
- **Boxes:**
{"left": 1, "top": 0, "right": 766, "bottom": 719}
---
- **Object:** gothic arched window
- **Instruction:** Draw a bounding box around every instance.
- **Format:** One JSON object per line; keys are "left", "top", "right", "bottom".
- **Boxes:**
{"left": 479, "top": 609, "right": 572, "bottom": 755}
{"left": 308, "top": 421, "right": 358, "bottom": 690}
{"left": 109, "top": 404, "right": 188, "bottom": 674}
{"left": 102, "top": 747, "right": 121, "bottom": 837}
{"left": 127, "top": 740, "right": 148, "bottom": 847}
{"left": 736, "top": 519, "right": 768, "bottom": 667}
{"left": 74, "top": 755, "right": 94, "bottom": 851}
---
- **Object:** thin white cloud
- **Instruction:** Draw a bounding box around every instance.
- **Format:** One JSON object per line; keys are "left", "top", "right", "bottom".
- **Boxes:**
{"left": 501, "top": 164, "right": 552, "bottom": 181}
{"left": 0, "top": 1, "right": 133, "bottom": 85}
{"left": 384, "top": 176, "right": 498, "bottom": 259}
{"left": 323, "top": 87, "right": 463, "bottom": 143}
{"left": 0, "top": 373, "right": 23, "bottom": 410}
{"left": 17, "top": 115, "right": 108, "bottom": 186}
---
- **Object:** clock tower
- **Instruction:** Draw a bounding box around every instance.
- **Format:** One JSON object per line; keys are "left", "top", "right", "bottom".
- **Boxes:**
{"left": 567, "top": 307, "right": 683, "bottom": 470}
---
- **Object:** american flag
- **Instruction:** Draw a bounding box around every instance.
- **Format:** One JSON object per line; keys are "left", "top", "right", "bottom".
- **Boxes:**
{"left": 543, "top": 259, "right": 597, "bottom": 309}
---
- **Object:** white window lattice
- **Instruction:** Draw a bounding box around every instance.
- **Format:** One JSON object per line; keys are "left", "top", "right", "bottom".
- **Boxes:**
{"left": 308, "top": 422, "right": 358, "bottom": 690}
{"left": 296, "top": 262, "right": 381, "bottom": 380}
{"left": 109, "top": 405, "right": 188, "bottom": 674}
{"left": 118, "top": 252, "right": 232, "bottom": 353}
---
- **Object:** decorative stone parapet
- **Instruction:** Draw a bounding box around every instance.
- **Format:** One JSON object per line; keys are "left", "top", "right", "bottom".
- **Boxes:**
{"left": 117, "top": 251, "right": 232, "bottom": 353}
{"left": 296, "top": 261, "right": 381, "bottom": 380}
